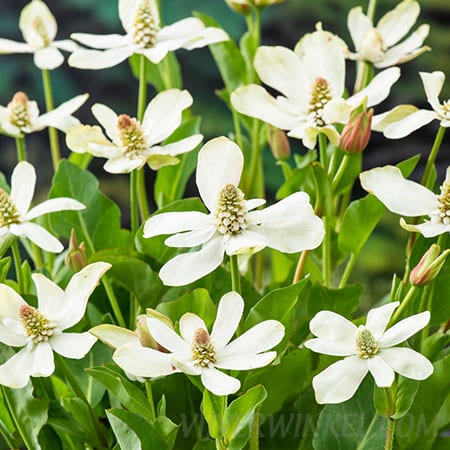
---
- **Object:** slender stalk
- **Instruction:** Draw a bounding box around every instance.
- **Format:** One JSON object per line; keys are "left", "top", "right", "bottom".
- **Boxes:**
{"left": 384, "top": 418, "right": 396, "bottom": 450}
{"left": 230, "top": 254, "right": 241, "bottom": 294}
{"left": 137, "top": 55, "right": 147, "bottom": 121}
{"left": 322, "top": 215, "right": 331, "bottom": 287}
{"left": 130, "top": 170, "right": 139, "bottom": 238}
{"left": 245, "top": 119, "right": 261, "bottom": 196}
{"left": 421, "top": 126, "right": 446, "bottom": 189}
{"left": 11, "top": 240, "right": 25, "bottom": 294}
{"left": 419, "top": 283, "right": 434, "bottom": 350}
{"left": 318, "top": 133, "right": 328, "bottom": 170}
{"left": 292, "top": 250, "right": 309, "bottom": 284}
{"left": 249, "top": 408, "right": 260, "bottom": 450}
{"left": 145, "top": 380, "right": 156, "bottom": 421}
{"left": 331, "top": 153, "right": 351, "bottom": 192}
{"left": 339, "top": 253, "right": 357, "bottom": 288}
{"left": 15, "top": 137, "right": 27, "bottom": 162}
{"left": 366, "top": 0, "right": 378, "bottom": 21}
{"left": 41, "top": 69, "right": 60, "bottom": 171}
{"left": 390, "top": 285, "right": 417, "bottom": 324}
{"left": 137, "top": 168, "right": 150, "bottom": 220}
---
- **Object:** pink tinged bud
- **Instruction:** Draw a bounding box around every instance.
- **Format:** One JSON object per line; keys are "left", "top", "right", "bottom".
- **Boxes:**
{"left": 225, "top": 0, "right": 252, "bottom": 14}
{"left": 11, "top": 92, "right": 29, "bottom": 106}
{"left": 410, "top": 244, "right": 450, "bottom": 286}
{"left": 339, "top": 108, "right": 373, "bottom": 154}
{"left": 65, "top": 228, "right": 86, "bottom": 272}
{"left": 268, "top": 125, "right": 291, "bottom": 161}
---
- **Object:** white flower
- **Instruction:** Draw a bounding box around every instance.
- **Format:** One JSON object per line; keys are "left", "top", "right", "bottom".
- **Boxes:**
{"left": 68, "top": 0, "right": 228, "bottom": 70}
{"left": 373, "top": 72, "right": 450, "bottom": 139}
{"left": 0, "top": 262, "right": 111, "bottom": 388}
{"left": 304, "top": 302, "right": 433, "bottom": 404}
{"left": 347, "top": 0, "right": 429, "bottom": 69}
{"left": 143, "top": 136, "right": 325, "bottom": 286}
{"left": 360, "top": 165, "right": 450, "bottom": 237}
{"left": 0, "top": 161, "right": 85, "bottom": 252}
{"left": 66, "top": 89, "right": 202, "bottom": 173}
{"left": 231, "top": 28, "right": 400, "bottom": 150}
{"left": 0, "top": 0, "right": 78, "bottom": 70}
{"left": 0, "top": 91, "right": 88, "bottom": 138}
{"left": 113, "top": 291, "right": 284, "bottom": 395}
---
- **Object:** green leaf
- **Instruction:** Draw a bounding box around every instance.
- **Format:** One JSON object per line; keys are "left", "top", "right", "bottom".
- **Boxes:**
{"left": 201, "top": 390, "right": 226, "bottom": 439}
{"left": 223, "top": 385, "right": 267, "bottom": 450}
{"left": 107, "top": 410, "right": 142, "bottom": 450}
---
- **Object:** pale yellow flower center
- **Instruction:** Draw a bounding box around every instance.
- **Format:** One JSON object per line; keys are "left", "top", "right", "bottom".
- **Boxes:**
{"left": 430, "top": 180, "right": 450, "bottom": 225}
{"left": 0, "top": 189, "right": 20, "bottom": 227}
{"left": 440, "top": 100, "right": 450, "bottom": 118}
{"left": 19, "top": 305, "right": 54, "bottom": 344}
{"left": 117, "top": 114, "right": 148, "bottom": 159}
{"left": 308, "top": 77, "right": 332, "bottom": 127}
{"left": 214, "top": 183, "right": 248, "bottom": 235}
{"left": 355, "top": 326, "right": 380, "bottom": 359}
{"left": 192, "top": 328, "right": 216, "bottom": 367}
{"left": 133, "top": 0, "right": 160, "bottom": 48}
{"left": 31, "top": 16, "right": 51, "bottom": 47}
{"left": 8, "top": 92, "right": 31, "bottom": 130}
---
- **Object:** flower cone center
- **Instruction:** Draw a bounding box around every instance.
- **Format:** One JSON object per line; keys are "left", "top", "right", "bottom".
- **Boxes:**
{"left": 117, "top": 114, "right": 148, "bottom": 158}
{"left": 0, "top": 189, "right": 20, "bottom": 227}
{"left": 19, "top": 305, "right": 54, "bottom": 344}
{"left": 192, "top": 328, "right": 216, "bottom": 368}
{"left": 430, "top": 180, "right": 450, "bottom": 225}
{"left": 308, "top": 77, "right": 332, "bottom": 127}
{"left": 133, "top": 0, "right": 160, "bottom": 48}
{"left": 355, "top": 326, "right": 380, "bottom": 359}
{"left": 214, "top": 183, "right": 248, "bottom": 235}
{"left": 9, "top": 92, "right": 31, "bottom": 130}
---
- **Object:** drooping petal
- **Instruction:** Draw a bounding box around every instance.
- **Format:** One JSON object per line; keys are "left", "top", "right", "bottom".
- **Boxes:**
{"left": 367, "top": 355, "right": 395, "bottom": 387}
{"left": 365, "top": 301, "right": 400, "bottom": 339}
{"left": 196, "top": 137, "right": 244, "bottom": 212}
{"left": 53, "top": 39, "right": 79, "bottom": 52}
{"left": 215, "top": 352, "right": 276, "bottom": 371}
{"left": 303, "top": 338, "right": 355, "bottom": 356}
{"left": 143, "top": 211, "right": 211, "bottom": 238}
{"left": 147, "top": 318, "right": 191, "bottom": 357}
{"left": 400, "top": 218, "right": 450, "bottom": 238}
{"left": 90, "top": 324, "right": 140, "bottom": 349}
{"left": 68, "top": 47, "right": 134, "bottom": 70}
{"left": 31, "top": 273, "right": 65, "bottom": 320}
{"left": 159, "top": 236, "right": 225, "bottom": 286}
{"left": 70, "top": 32, "right": 128, "bottom": 49}
{"left": 200, "top": 367, "right": 240, "bottom": 395}
{"left": 210, "top": 292, "right": 244, "bottom": 351}
{"left": 420, "top": 71, "right": 445, "bottom": 112}
{"left": 20, "top": 0, "right": 57, "bottom": 45}
{"left": 87, "top": 143, "right": 123, "bottom": 159}
{"left": 151, "top": 134, "right": 203, "bottom": 157}
{"left": 0, "top": 347, "right": 32, "bottom": 388}
{"left": 218, "top": 320, "right": 284, "bottom": 360}
{"left": 164, "top": 227, "right": 216, "bottom": 248}
{"left": 10, "top": 161, "right": 36, "bottom": 216}
{"left": 66, "top": 124, "right": 112, "bottom": 154}
{"left": 30, "top": 341, "right": 55, "bottom": 377}
{"left": 379, "top": 347, "right": 433, "bottom": 380}
{"left": 0, "top": 38, "right": 31, "bottom": 54}
{"left": 33, "top": 46, "right": 64, "bottom": 70}
{"left": 223, "top": 230, "right": 268, "bottom": 256}
{"left": 142, "top": 89, "right": 193, "bottom": 145}
{"left": 312, "top": 356, "right": 368, "bottom": 404}
{"left": 139, "top": 45, "right": 170, "bottom": 64}
{"left": 104, "top": 156, "right": 146, "bottom": 174}
{"left": 379, "top": 311, "right": 430, "bottom": 347}
{"left": 9, "top": 222, "right": 63, "bottom": 253}
{"left": 179, "top": 313, "right": 208, "bottom": 345}
{"left": 307, "top": 310, "right": 357, "bottom": 343}
{"left": 25, "top": 197, "right": 85, "bottom": 221}
{"left": 382, "top": 109, "right": 437, "bottom": 139}
{"left": 347, "top": 7, "right": 373, "bottom": 48}
{"left": 51, "top": 332, "right": 96, "bottom": 359}
{"left": 182, "top": 26, "right": 229, "bottom": 49}
{"left": 359, "top": 165, "right": 438, "bottom": 216}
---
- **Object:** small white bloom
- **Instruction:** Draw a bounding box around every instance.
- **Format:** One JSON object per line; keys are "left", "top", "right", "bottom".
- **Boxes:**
{"left": 231, "top": 28, "right": 400, "bottom": 150}
{"left": 347, "top": 0, "right": 429, "bottom": 68}
{"left": 114, "top": 291, "right": 285, "bottom": 395}
{"left": 0, "top": 161, "right": 85, "bottom": 252}
{"left": 304, "top": 302, "right": 433, "bottom": 404}
{"left": 68, "top": 0, "right": 228, "bottom": 70}
{"left": 0, "top": 262, "right": 111, "bottom": 388}
{"left": 0, "top": 0, "right": 78, "bottom": 70}
{"left": 360, "top": 165, "right": 450, "bottom": 237}
{"left": 0, "top": 91, "right": 88, "bottom": 138}
{"left": 143, "top": 136, "right": 325, "bottom": 286}
{"left": 66, "top": 89, "right": 202, "bottom": 173}
{"left": 374, "top": 71, "right": 450, "bottom": 139}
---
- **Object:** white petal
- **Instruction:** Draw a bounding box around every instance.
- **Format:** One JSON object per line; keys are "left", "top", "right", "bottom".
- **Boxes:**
{"left": 51, "top": 332, "right": 96, "bottom": 359}
{"left": 303, "top": 338, "right": 355, "bottom": 356}
{"left": 382, "top": 109, "right": 437, "bottom": 139}
{"left": 53, "top": 39, "right": 79, "bottom": 52}
{"left": 0, "top": 284, "right": 26, "bottom": 320}
{"left": 113, "top": 344, "right": 177, "bottom": 378}
{"left": 0, "top": 323, "right": 27, "bottom": 347}
{"left": 372, "top": 105, "right": 419, "bottom": 132}
{"left": 0, "top": 347, "right": 32, "bottom": 388}
{"left": 312, "top": 356, "right": 368, "bottom": 404}
{"left": 10, "top": 222, "right": 63, "bottom": 253}
{"left": 215, "top": 352, "right": 276, "bottom": 371}
{"left": 231, "top": 85, "right": 299, "bottom": 131}
{"left": 90, "top": 324, "right": 140, "bottom": 349}
{"left": 365, "top": 301, "right": 400, "bottom": 338}
{"left": 196, "top": 137, "right": 244, "bottom": 212}
{"left": 379, "top": 347, "right": 433, "bottom": 380}
{"left": 60, "top": 262, "right": 111, "bottom": 330}
{"left": 70, "top": 32, "right": 128, "bottom": 49}
{"left": 0, "top": 38, "right": 30, "bottom": 54}
{"left": 156, "top": 18, "right": 204, "bottom": 46}
{"left": 118, "top": 0, "right": 141, "bottom": 34}
{"left": 218, "top": 320, "right": 284, "bottom": 360}
{"left": 380, "top": 311, "right": 430, "bottom": 347}
{"left": 367, "top": 355, "right": 395, "bottom": 387}
{"left": 139, "top": 46, "right": 169, "bottom": 64}
{"left": 159, "top": 236, "right": 225, "bottom": 286}
{"left": 142, "top": 89, "right": 193, "bottom": 145}
{"left": 152, "top": 134, "right": 203, "bottom": 157}
{"left": 246, "top": 199, "right": 266, "bottom": 211}
{"left": 31, "top": 342, "right": 55, "bottom": 377}
{"left": 91, "top": 103, "right": 119, "bottom": 142}
{"left": 33, "top": 46, "right": 64, "bottom": 70}
{"left": 179, "top": 313, "right": 207, "bottom": 345}
{"left": 104, "top": 155, "right": 145, "bottom": 174}
{"left": 224, "top": 230, "right": 268, "bottom": 256}
{"left": 10, "top": 161, "right": 36, "bottom": 216}
{"left": 210, "top": 292, "right": 244, "bottom": 351}
{"left": 308, "top": 310, "right": 357, "bottom": 343}
{"left": 165, "top": 227, "right": 216, "bottom": 248}
{"left": 20, "top": 0, "right": 57, "bottom": 44}
{"left": 359, "top": 165, "right": 438, "bottom": 216}
{"left": 25, "top": 198, "right": 85, "bottom": 221}
{"left": 31, "top": 273, "right": 65, "bottom": 320}
{"left": 347, "top": 7, "right": 372, "bottom": 48}
{"left": 200, "top": 367, "right": 240, "bottom": 395}
{"left": 182, "top": 26, "right": 229, "bottom": 49}
{"left": 400, "top": 218, "right": 450, "bottom": 238}
{"left": 68, "top": 47, "right": 133, "bottom": 70}
{"left": 66, "top": 124, "right": 112, "bottom": 154}
{"left": 420, "top": 71, "right": 445, "bottom": 112}
{"left": 143, "top": 211, "right": 211, "bottom": 238}
{"left": 147, "top": 318, "right": 190, "bottom": 356}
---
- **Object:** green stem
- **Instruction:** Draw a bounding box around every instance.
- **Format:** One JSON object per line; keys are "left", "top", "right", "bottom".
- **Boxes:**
{"left": 249, "top": 407, "right": 260, "bottom": 450}
{"left": 230, "top": 254, "right": 241, "bottom": 294}
{"left": 41, "top": 69, "right": 60, "bottom": 171}
{"left": 331, "top": 153, "right": 351, "bottom": 192}
{"left": 292, "top": 250, "right": 309, "bottom": 284}
{"left": 232, "top": 108, "right": 244, "bottom": 151}
{"left": 322, "top": 215, "right": 331, "bottom": 287}
{"left": 137, "top": 55, "right": 147, "bottom": 121}
{"left": 366, "top": 0, "right": 378, "bottom": 21}
{"left": 11, "top": 240, "right": 25, "bottom": 294}
{"left": 339, "top": 253, "right": 358, "bottom": 288}
{"left": 318, "top": 133, "right": 328, "bottom": 170}
{"left": 419, "top": 283, "right": 434, "bottom": 350}
{"left": 15, "top": 137, "right": 27, "bottom": 162}
{"left": 390, "top": 285, "right": 417, "bottom": 325}
{"left": 130, "top": 170, "right": 139, "bottom": 238}
{"left": 246, "top": 119, "right": 261, "bottom": 196}
{"left": 421, "top": 126, "right": 446, "bottom": 189}
{"left": 137, "top": 167, "right": 150, "bottom": 220}
{"left": 145, "top": 380, "right": 156, "bottom": 421}
{"left": 384, "top": 417, "right": 396, "bottom": 450}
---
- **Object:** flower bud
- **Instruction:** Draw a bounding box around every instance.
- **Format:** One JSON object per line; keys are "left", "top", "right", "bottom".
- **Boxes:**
{"left": 410, "top": 244, "right": 450, "bottom": 286}
{"left": 65, "top": 228, "right": 86, "bottom": 272}
{"left": 268, "top": 125, "right": 290, "bottom": 161}
{"left": 225, "top": 0, "right": 284, "bottom": 14}
{"left": 136, "top": 309, "right": 174, "bottom": 350}
{"left": 358, "top": 29, "right": 384, "bottom": 63}
{"left": 339, "top": 101, "right": 373, "bottom": 153}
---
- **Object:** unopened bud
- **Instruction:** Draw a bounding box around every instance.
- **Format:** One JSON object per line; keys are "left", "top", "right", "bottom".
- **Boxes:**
{"left": 136, "top": 309, "right": 174, "bottom": 351}
{"left": 339, "top": 101, "right": 373, "bottom": 153}
{"left": 65, "top": 229, "right": 86, "bottom": 272}
{"left": 268, "top": 125, "right": 290, "bottom": 161}
{"left": 225, "top": 0, "right": 284, "bottom": 14}
{"left": 410, "top": 244, "right": 450, "bottom": 286}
